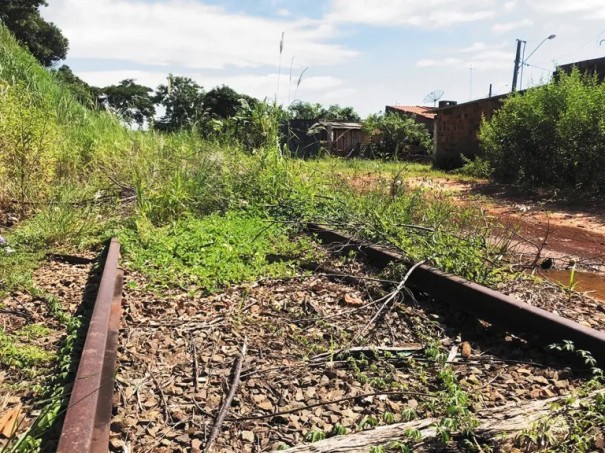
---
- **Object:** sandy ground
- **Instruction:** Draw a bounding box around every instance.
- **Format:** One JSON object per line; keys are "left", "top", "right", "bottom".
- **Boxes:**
{"left": 406, "top": 177, "right": 605, "bottom": 269}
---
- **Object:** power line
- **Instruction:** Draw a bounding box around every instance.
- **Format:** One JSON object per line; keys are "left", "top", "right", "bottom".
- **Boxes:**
{"left": 523, "top": 62, "right": 553, "bottom": 72}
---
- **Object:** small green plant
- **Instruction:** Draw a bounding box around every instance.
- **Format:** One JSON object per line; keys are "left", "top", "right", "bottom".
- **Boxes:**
{"left": 120, "top": 211, "right": 316, "bottom": 293}
{"left": 0, "top": 330, "right": 55, "bottom": 368}
{"left": 401, "top": 407, "right": 417, "bottom": 422}
{"left": 369, "top": 446, "right": 386, "bottom": 453}
{"left": 518, "top": 342, "right": 605, "bottom": 451}
{"left": 305, "top": 429, "right": 327, "bottom": 443}
{"left": 330, "top": 424, "right": 347, "bottom": 437}
{"left": 16, "top": 324, "right": 53, "bottom": 340}
{"left": 383, "top": 411, "right": 396, "bottom": 424}
{"left": 567, "top": 263, "right": 578, "bottom": 302}
{"left": 359, "top": 416, "right": 379, "bottom": 430}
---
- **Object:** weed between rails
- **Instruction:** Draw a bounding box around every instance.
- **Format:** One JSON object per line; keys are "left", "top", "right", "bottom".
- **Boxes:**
{"left": 119, "top": 212, "right": 321, "bottom": 294}
{"left": 516, "top": 343, "right": 605, "bottom": 452}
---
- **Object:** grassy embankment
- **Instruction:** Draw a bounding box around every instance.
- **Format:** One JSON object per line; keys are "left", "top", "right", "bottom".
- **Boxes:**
{"left": 0, "top": 23, "right": 508, "bottom": 451}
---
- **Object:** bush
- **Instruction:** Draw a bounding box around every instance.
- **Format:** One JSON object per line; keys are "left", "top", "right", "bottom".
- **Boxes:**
{"left": 0, "top": 82, "right": 59, "bottom": 203}
{"left": 362, "top": 112, "right": 432, "bottom": 159}
{"left": 479, "top": 69, "right": 605, "bottom": 191}
{"left": 457, "top": 155, "right": 493, "bottom": 179}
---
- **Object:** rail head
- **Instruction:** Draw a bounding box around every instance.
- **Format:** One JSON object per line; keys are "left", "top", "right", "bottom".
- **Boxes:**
{"left": 57, "top": 238, "right": 122, "bottom": 453}
{"left": 307, "top": 223, "right": 605, "bottom": 364}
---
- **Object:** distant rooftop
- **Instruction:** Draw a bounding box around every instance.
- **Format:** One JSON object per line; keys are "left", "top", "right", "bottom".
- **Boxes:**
{"left": 386, "top": 105, "right": 436, "bottom": 120}
{"left": 317, "top": 121, "right": 363, "bottom": 129}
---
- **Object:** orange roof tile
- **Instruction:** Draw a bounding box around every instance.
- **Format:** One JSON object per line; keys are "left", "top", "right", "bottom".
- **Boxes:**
{"left": 388, "top": 105, "right": 436, "bottom": 120}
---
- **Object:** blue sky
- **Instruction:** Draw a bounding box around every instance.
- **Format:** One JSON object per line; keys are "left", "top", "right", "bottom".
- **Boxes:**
{"left": 42, "top": 0, "right": 605, "bottom": 116}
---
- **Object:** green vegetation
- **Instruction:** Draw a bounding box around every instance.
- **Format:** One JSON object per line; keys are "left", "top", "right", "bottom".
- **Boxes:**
{"left": 0, "top": 331, "right": 55, "bottom": 369}
{"left": 120, "top": 212, "right": 317, "bottom": 293}
{"left": 457, "top": 155, "right": 492, "bottom": 179}
{"left": 363, "top": 112, "right": 432, "bottom": 159}
{"left": 102, "top": 79, "right": 156, "bottom": 127}
{"left": 0, "top": 21, "right": 530, "bottom": 452}
{"left": 288, "top": 100, "right": 361, "bottom": 121}
{"left": 0, "top": 0, "right": 68, "bottom": 66}
{"left": 480, "top": 69, "right": 605, "bottom": 192}
{"left": 517, "top": 342, "right": 605, "bottom": 452}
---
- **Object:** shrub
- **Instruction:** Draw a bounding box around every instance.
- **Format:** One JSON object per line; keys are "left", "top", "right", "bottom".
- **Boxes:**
{"left": 479, "top": 69, "right": 605, "bottom": 192}
{"left": 0, "top": 82, "right": 60, "bottom": 203}
{"left": 363, "top": 112, "right": 432, "bottom": 159}
{"left": 457, "top": 155, "right": 493, "bottom": 179}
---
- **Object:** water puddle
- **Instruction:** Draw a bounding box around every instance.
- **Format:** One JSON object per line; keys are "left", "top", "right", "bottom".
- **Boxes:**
{"left": 539, "top": 269, "right": 605, "bottom": 301}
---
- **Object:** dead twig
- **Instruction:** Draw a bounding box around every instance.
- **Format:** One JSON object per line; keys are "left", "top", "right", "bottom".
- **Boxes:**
{"left": 147, "top": 366, "right": 171, "bottom": 423}
{"left": 226, "top": 390, "right": 435, "bottom": 422}
{"left": 191, "top": 335, "right": 200, "bottom": 392}
{"left": 348, "top": 260, "right": 426, "bottom": 346}
{"left": 0, "top": 308, "right": 33, "bottom": 320}
{"left": 309, "top": 345, "right": 423, "bottom": 364}
{"left": 206, "top": 336, "right": 248, "bottom": 452}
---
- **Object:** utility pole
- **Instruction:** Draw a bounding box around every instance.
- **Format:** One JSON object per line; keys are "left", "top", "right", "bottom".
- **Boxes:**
{"left": 511, "top": 39, "right": 523, "bottom": 92}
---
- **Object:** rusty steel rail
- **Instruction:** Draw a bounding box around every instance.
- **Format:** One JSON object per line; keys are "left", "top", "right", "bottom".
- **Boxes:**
{"left": 308, "top": 223, "right": 605, "bottom": 364}
{"left": 57, "top": 238, "right": 123, "bottom": 453}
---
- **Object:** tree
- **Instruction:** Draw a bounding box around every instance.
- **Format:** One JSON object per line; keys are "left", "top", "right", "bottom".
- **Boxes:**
{"left": 102, "top": 79, "right": 155, "bottom": 127}
{"left": 363, "top": 112, "right": 432, "bottom": 159}
{"left": 203, "top": 85, "right": 257, "bottom": 119}
{"left": 0, "top": 0, "right": 69, "bottom": 66}
{"left": 288, "top": 101, "right": 324, "bottom": 120}
{"left": 52, "top": 65, "right": 99, "bottom": 107}
{"left": 153, "top": 75, "right": 206, "bottom": 132}
{"left": 323, "top": 104, "right": 361, "bottom": 122}
{"left": 288, "top": 101, "right": 361, "bottom": 121}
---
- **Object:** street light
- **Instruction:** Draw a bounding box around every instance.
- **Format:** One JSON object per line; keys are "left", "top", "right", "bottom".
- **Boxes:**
{"left": 520, "top": 34, "right": 556, "bottom": 89}
{"left": 511, "top": 34, "right": 556, "bottom": 92}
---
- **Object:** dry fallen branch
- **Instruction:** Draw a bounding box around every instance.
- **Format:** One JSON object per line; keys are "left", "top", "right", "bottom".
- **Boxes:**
{"left": 281, "top": 391, "right": 605, "bottom": 452}
{"left": 348, "top": 260, "right": 425, "bottom": 346}
{"left": 147, "top": 366, "right": 171, "bottom": 423}
{"left": 205, "top": 337, "right": 248, "bottom": 452}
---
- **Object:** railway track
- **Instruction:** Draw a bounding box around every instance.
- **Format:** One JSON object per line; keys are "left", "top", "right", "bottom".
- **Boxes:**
{"left": 56, "top": 238, "right": 123, "bottom": 453}
{"left": 55, "top": 228, "right": 605, "bottom": 451}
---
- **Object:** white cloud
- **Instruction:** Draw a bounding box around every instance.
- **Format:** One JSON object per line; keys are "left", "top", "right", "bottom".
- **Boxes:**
{"left": 44, "top": 0, "right": 358, "bottom": 70}
{"left": 527, "top": 0, "right": 605, "bottom": 16}
{"left": 277, "top": 8, "right": 291, "bottom": 17}
{"left": 326, "top": 0, "right": 496, "bottom": 27}
{"left": 460, "top": 42, "right": 506, "bottom": 53}
{"left": 418, "top": 41, "right": 511, "bottom": 70}
{"left": 417, "top": 57, "right": 462, "bottom": 67}
{"left": 503, "top": 1, "right": 517, "bottom": 12}
{"left": 492, "top": 18, "right": 533, "bottom": 33}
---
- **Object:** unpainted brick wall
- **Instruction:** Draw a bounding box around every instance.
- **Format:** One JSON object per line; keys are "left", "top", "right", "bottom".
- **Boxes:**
{"left": 434, "top": 95, "right": 505, "bottom": 163}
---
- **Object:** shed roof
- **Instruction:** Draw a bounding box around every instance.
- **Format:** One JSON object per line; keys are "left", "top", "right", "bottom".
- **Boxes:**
{"left": 318, "top": 121, "right": 363, "bottom": 129}
{"left": 387, "top": 105, "right": 436, "bottom": 120}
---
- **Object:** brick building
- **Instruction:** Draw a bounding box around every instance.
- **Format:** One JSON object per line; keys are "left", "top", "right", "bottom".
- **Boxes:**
{"left": 432, "top": 56, "right": 605, "bottom": 168}
{"left": 556, "top": 56, "right": 605, "bottom": 82}
{"left": 385, "top": 105, "right": 436, "bottom": 135}
{"left": 433, "top": 96, "right": 507, "bottom": 168}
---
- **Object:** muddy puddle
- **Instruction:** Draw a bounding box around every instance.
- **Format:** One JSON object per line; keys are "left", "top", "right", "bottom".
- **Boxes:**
{"left": 539, "top": 269, "right": 605, "bottom": 301}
